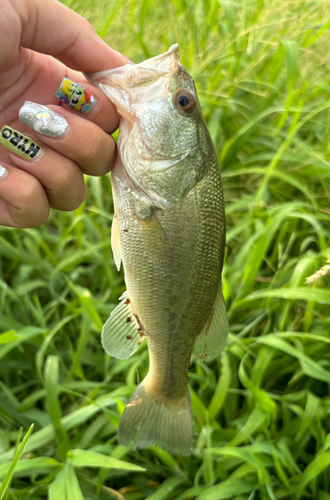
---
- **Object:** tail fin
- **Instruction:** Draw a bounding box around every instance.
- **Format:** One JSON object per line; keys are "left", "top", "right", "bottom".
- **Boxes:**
{"left": 118, "top": 377, "right": 193, "bottom": 455}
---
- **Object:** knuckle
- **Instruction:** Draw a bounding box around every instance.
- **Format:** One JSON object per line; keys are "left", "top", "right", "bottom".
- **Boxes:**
{"left": 68, "top": 181, "right": 86, "bottom": 211}
{"left": 15, "top": 178, "right": 50, "bottom": 228}
{"left": 53, "top": 164, "right": 76, "bottom": 192}
{"left": 69, "top": 19, "right": 96, "bottom": 57}
{"left": 27, "top": 206, "right": 50, "bottom": 228}
{"left": 81, "top": 17, "right": 96, "bottom": 35}
{"left": 49, "top": 173, "right": 86, "bottom": 212}
{"left": 80, "top": 131, "right": 101, "bottom": 165}
{"left": 79, "top": 131, "right": 115, "bottom": 175}
{"left": 20, "top": 176, "right": 42, "bottom": 209}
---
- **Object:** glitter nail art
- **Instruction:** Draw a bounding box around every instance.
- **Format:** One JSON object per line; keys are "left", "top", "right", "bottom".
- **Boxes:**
{"left": 19, "top": 102, "right": 68, "bottom": 138}
{"left": 0, "top": 165, "right": 8, "bottom": 179}
{"left": 55, "top": 78, "right": 96, "bottom": 114}
{"left": 0, "top": 126, "right": 42, "bottom": 160}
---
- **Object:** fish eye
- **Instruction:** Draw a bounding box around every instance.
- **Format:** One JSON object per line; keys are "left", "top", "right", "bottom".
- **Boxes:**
{"left": 174, "top": 88, "right": 195, "bottom": 114}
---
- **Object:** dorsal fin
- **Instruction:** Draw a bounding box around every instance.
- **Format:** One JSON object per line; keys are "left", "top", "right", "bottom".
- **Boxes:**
{"left": 193, "top": 287, "right": 228, "bottom": 361}
{"left": 111, "top": 214, "right": 122, "bottom": 271}
{"left": 102, "top": 292, "right": 145, "bottom": 359}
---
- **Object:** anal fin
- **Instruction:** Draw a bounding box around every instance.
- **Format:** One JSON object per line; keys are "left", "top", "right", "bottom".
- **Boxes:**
{"left": 193, "top": 287, "right": 228, "bottom": 361}
{"left": 102, "top": 292, "right": 145, "bottom": 359}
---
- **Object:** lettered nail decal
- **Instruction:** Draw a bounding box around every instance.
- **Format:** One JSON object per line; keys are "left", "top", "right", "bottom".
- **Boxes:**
{"left": 19, "top": 102, "right": 68, "bottom": 138}
{"left": 0, "top": 126, "right": 42, "bottom": 160}
{"left": 55, "top": 78, "right": 96, "bottom": 114}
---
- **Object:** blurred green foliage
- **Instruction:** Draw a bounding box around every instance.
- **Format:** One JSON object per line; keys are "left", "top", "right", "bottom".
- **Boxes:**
{"left": 1, "top": 0, "right": 330, "bottom": 498}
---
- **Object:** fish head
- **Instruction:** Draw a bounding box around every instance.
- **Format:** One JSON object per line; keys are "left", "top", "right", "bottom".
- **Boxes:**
{"left": 88, "top": 45, "right": 210, "bottom": 208}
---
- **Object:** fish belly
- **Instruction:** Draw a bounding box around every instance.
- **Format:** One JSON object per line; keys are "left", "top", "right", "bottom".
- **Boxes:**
{"left": 112, "top": 152, "right": 225, "bottom": 398}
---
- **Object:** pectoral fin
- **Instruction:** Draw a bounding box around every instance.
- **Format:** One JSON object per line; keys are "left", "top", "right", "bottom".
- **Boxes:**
{"left": 193, "top": 287, "right": 228, "bottom": 361}
{"left": 111, "top": 214, "right": 122, "bottom": 271}
{"left": 137, "top": 211, "right": 170, "bottom": 264}
{"left": 102, "top": 292, "right": 145, "bottom": 359}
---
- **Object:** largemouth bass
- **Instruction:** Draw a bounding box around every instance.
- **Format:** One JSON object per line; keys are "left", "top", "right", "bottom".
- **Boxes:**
{"left": 88, "top": 45, "right": 228, "bottom": 455}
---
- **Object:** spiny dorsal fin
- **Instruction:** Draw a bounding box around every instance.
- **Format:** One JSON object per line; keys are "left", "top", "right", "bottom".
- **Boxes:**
{"left": 193, "top": 287, "right": 228, "bottom": 361}
{"left": 111, "top": 214, "right": 122, "bottom": 271}
{"left": 102, "top": 292, "right": 145, "bottom": 359}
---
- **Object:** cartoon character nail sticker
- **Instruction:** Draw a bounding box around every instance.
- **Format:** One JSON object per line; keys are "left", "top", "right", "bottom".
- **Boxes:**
{"left": 0, "top": 126, "right": 42, "bottom": 160}
{"left": 19, "top": 102, "right": 68, "bottom": 138}
{"left": 55, "top": 78, "right": 96, "bottom": 114}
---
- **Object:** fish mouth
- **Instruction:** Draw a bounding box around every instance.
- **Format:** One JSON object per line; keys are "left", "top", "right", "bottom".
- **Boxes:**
{"left": 85, "top": 45, "right": 182, "bottom": 117}
{"left": 145, "top": 43, "right": 179, "bottom": 63}
{"left": 87, "top": 44, "right": 180, "bottom": 84}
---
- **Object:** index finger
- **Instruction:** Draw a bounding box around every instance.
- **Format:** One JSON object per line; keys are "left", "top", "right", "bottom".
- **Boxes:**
{"left": 2, "top": 0, "right": 126, "bottom": 72}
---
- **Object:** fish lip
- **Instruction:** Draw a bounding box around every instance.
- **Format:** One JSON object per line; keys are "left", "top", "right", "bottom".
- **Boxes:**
{"left": 140, "top": 43, "right": 179, "bottom": 66}
{"left": 85, "top": 44, "right": 180, "bottom": 84}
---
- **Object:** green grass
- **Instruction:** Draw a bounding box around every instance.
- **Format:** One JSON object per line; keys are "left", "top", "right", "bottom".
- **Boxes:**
{"left": 1, "top": 0, "right": 330, "bottom": 498}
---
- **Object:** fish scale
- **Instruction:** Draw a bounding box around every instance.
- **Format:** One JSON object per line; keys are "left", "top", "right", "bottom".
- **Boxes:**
{"left": 88, "top": 44, "right": 228, "bottom": 455}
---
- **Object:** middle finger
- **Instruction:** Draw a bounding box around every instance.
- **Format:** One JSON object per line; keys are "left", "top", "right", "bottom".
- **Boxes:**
{"left": 18, "top": 102, "right": 116, "bottom": 176}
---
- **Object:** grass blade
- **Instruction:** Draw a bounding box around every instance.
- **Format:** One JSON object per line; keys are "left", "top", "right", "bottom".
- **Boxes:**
{"left": 68, "top": 449, "right": 146, "bottom": 471}
{"left": 0, "top": 424, "right": 34, "bottom": 500}
{"left": 45, "top": 355, "right": 69, "bottom": 459}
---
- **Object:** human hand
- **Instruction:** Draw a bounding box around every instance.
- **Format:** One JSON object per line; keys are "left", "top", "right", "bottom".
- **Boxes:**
{"left": 0, "top": 0, "right": 126, "bottom": 228}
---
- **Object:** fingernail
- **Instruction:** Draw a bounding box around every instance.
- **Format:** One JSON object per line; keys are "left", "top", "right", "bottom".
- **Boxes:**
{"left": 55, "top": 78, "right": 96, "bottom": 114}
{"left": 0, "top": 126, "right": 43, "bottom": 161}
{"left": 123, "top": 56, "right": 135, "bottom": 65}
{"left": 19, "top": 101, "right": 68, "bottom": 138}
{"left": 0, "top": 165, "right": 8, "bottom": 179}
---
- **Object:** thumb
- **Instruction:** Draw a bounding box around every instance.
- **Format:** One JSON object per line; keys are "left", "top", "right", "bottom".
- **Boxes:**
{"left": 14, "top": 0, "right": 127, "bottom": 72}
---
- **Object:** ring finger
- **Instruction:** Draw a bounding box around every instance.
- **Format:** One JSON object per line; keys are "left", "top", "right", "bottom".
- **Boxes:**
{"left": 0, "top": 124, "right": 86, "bottom": 212}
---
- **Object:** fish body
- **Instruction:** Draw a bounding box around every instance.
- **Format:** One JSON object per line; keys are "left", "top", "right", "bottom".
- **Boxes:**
{"left": 88, "top": 45, "right": 228, "bottom": 455}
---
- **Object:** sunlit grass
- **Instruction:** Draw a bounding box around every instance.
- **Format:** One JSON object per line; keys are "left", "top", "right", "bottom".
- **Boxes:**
{"left": 1, "top": 0, "right": 330, "bottom": 498}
